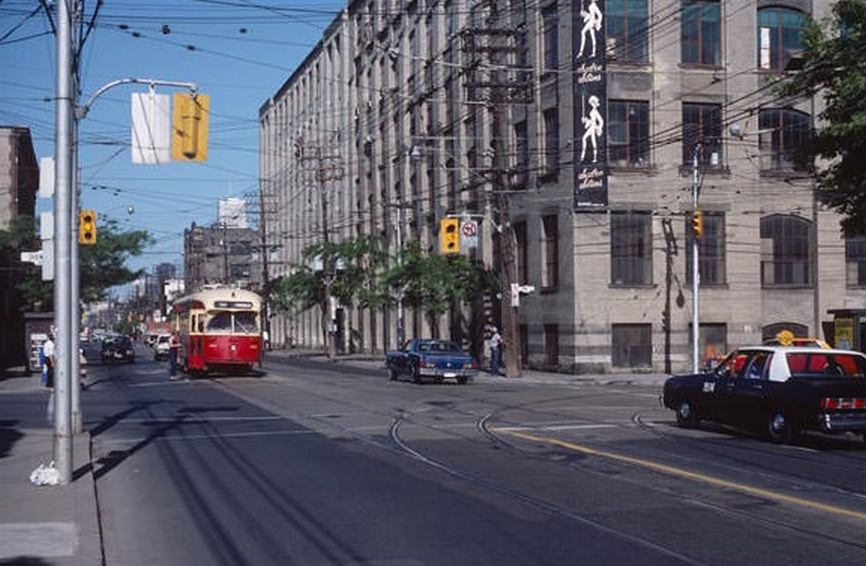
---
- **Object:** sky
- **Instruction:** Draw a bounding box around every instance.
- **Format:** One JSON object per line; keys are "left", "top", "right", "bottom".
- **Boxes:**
{"left": 0, "top": 0, "right": 344, "bottom": 287}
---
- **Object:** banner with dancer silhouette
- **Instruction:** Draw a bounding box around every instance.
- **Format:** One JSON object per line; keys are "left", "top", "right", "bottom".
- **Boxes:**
{"left": 573, "top": 0, "right": 608, "bottom": 209}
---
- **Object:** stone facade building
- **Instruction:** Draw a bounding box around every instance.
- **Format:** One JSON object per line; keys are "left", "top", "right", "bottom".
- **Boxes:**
{"left": 259, "top": 0, "right": 866, "bottom": 373}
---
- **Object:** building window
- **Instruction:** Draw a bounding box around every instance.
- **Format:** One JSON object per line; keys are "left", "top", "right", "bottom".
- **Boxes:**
{"left": 544, "top": 324, "right": 559, "bottom": 368}
{"left": 612, "top": 323, "right": 652, "bottom": 368}
{"left": 607, "top": 0, "right": 648, "bottom": 62}
{"left": 846, "top": 237, "right": 866, "bottom": 287}
{"left": 760, "top": 215, "right": 812, "bottom": 286}
{"left": 514, "top": 220, "right": 528, "bottom": 285}
{"left": 682, "top": 102, "right": 722, "bottom": 167}
{"left": 542, "top": 3, "right": 559, "bottom": 72}
{"left": 541, "top": 214, "right": 559, "bottom": 289}
{"left": 681, "top": 0, "right": 721, "bottom": 66}
{"left": 758, "top": 7, "right": 807, "bottom": 72}
{"left": 608, "top": 100, "right": 649, "bottom": 167}
{"left": 759, "top": 108, "right": 810, "bottom": 171}
{"left": 513, "top": 120, "right": 529, "bottom": 188}
{"left": 686, "top": 211, "right": 726, "bottom": 285}
{"left": 611, "top": 211, "right": 652, "bottom": 285}
{"left": 543, "top": 108, "right": 560, "bottom": 176}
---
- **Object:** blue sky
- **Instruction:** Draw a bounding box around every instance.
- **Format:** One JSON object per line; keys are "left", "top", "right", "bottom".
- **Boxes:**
{"left": 1, "top": 0, "right": 343, "bottom": 283}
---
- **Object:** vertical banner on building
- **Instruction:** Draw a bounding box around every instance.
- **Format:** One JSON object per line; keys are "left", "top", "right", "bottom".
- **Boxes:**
{"left": 573, "top": 0, "right": 608, "bottom": 209}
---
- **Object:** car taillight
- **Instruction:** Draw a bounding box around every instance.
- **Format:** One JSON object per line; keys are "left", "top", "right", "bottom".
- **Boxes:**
{"left": 821, "top": 397, "right": 866, "bottom": 410}
{"left": 464, "top": 362, "right": 474, "bottom": 369}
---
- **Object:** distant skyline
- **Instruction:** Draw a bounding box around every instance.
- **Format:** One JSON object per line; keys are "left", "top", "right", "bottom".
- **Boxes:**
{"left": 0, "top": 0, "right": 344, "bottom": 288}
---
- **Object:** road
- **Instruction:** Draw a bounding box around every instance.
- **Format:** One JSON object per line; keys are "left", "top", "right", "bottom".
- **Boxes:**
{"left": 83, "top": 345, "right": 866, "bottom": 566}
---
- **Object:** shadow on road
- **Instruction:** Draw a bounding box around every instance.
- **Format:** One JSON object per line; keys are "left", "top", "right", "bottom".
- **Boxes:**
{"left": 0, "top": 420, "right": 23, "bottom": 460}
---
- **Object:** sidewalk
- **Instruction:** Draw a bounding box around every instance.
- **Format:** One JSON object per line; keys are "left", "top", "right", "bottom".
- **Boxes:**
{"left": 0, "top": 373, "right": 102, "bottom": 566}
{"left": 265, "top": 348, "right": 671, "bottom": 388}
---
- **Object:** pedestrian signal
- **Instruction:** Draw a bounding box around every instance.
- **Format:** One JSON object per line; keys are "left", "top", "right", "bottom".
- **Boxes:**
{"left": 439, "top": 218, "right": 460, "bottom": 254}
{"left": 79, "top": 209, "right": 96, "bottom": 245}
{"left": 172, "top": 93, "right": 209, "bottom": 162}
{"left": 692, "top": 209, "right": 704, "bottom": 239}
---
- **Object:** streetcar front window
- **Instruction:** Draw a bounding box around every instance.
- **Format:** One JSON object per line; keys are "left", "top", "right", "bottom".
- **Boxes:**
{"left": 234, "top": 312, "right": 258, "bottom": 333}
{"left": 207, "top": 312, "right": 232, "bottom": 332}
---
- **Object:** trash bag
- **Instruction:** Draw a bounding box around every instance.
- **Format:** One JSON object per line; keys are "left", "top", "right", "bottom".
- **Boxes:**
{"left": 30, "top": 461, "right": 60, "bottom": 486}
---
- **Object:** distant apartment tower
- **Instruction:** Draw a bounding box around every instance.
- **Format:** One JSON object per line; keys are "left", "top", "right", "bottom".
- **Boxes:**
{"left": 260, "top": 0, "right": 865, "bottom": 373}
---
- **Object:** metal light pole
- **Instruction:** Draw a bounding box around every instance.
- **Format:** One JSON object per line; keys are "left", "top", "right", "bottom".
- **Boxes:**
{"left": 53, "top": 0, "right": 74, "bottom": 484}
{"left": 691, "top": 147, "right": 701, "bottom": 373}
{"left": 394, "top": 191, "right": 405, "bottom": 347}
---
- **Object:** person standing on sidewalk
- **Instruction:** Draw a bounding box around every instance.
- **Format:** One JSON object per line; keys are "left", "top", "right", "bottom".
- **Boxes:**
{"left": 41, "top": 332, "right": 56, "bottom": 389}
{"left": 488, "top": 326, "right": 503, "bottom": 376}
{"left": 168, "top": 330, "right": 182, "bottom": 381}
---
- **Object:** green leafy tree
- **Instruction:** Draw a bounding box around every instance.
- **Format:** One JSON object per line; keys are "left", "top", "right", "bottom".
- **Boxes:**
{"left": 0, "top": 216, "right": 153, "bottom": 310}
{"left": 270, "top": 235, "right": 387, "bottom": 347}
{"left": 777, "top": 0, "right": 866, "bottom": 235}
{"left": 382, "top": 240, "right": 498, "bottom": 337}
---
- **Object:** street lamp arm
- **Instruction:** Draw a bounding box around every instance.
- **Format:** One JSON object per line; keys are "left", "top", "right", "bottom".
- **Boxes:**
{"left": 76, "top": 78, "right": 199, "bottom": 120}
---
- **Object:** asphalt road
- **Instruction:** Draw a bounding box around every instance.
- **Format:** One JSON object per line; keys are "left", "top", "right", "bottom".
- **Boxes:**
{"left": 83, "top": 345, "right": 866, "bottom": 566}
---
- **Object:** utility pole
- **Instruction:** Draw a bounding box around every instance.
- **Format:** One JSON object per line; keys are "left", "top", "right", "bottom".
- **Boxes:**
{"left": 394, "top": 190, "right": 405, "bottom": 347}
{"left": 692, "top": 146, "right": 701, "bottom": 373}
{"left": 70, "top": 0, "right": 82, "bottom": 433}
{"left": 222, "top": 221, "right": 229, "bottom": 285}
{"left": 53, "top": 0, "right": 74, "bottom": 484}
{"left": 258, "top": 187, "right": 272, "bottom": 353}
{"left": 461, "top": 2, "right": 532, "bottom": 377}
{"left": 301, "top": 143, "right": 343, "bottom": 359}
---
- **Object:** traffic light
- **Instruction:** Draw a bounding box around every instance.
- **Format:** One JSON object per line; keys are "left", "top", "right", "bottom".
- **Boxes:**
{"left": 692, "top": 209, "right": 704, "bottom": 239}
{"left": 78, "top": 209, "right": 96, "bottom": 245}
{"left": 172, "top": 92, "right": 210, "bottom": 162}
{"left": 439, "top": 217, "right": 460, "bottom": 254}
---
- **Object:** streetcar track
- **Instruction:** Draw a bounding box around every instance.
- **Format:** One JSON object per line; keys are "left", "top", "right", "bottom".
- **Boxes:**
{"left": 388, "top": 413, "right": 707, "bottom": 566}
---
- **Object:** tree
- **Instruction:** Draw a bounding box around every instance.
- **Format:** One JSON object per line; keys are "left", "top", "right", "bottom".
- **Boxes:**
{"left": 381, "top": 240, "right": 498, "bottom": 338}
{"left": 777, "top": 0, "right": 866, "bottom": 235}
{"left": 270, "top": 235, "right": 387, "bottom": 349}
{"left": 0, "top": 216, "right": 153, "bottom": 310}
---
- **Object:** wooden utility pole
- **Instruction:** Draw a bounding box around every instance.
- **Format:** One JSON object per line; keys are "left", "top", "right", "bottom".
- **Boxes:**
{"left": 461, "top": 1, "right": 532, "bottom": 377}
{"left": 301, "top": 143, "right": 343, "bottom": 360}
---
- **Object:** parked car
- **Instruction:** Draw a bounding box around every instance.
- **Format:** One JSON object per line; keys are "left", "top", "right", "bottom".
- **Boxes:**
{"left": 153, "top": 334, "right": 171, "bottom": 361}
{"left": 101, "top": 335, "right": 135, "bottom": 363}
{"left": 386, "top": 339, "right": 477, "bottom": 384}
{"left": 663, "top": 346, "right": 866, "bottom": 444}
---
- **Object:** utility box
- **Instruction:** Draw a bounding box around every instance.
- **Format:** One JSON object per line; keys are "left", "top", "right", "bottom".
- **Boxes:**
{"left": 827, "top": 309, "right": 866, "bottom": 352}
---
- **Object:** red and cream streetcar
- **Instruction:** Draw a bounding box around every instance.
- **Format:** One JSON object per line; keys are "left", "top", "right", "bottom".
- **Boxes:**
{"left": 171, "top": 287, "right": 262, "bottom": 375}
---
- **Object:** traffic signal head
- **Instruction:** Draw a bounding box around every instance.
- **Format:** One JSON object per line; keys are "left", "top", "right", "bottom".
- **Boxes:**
{"left": 172, "top": 92, "right": 210, "bottom": 162}
{"left": 692, "top": 209, "right": 704, "bottom": 239}
{"left": 79, "top": 209, "right": 96, "bottom": 245}
{"left": 439, "top": 218, "right": 460, "bottom": 254}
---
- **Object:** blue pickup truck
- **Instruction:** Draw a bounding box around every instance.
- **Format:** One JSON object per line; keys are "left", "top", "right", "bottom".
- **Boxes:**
{"left": 386, "top": 339, "right": 477, "bottom": 384}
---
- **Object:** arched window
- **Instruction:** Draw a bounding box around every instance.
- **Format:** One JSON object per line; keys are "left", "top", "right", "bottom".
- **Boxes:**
{"left": 760, "top": 215, "right": 812, "bottom": 286}
{"left": 757, "top": 6, "right": 808, "bottom": 71}
{"left": 758, "top": 108, "right": 810, "bottom": 170}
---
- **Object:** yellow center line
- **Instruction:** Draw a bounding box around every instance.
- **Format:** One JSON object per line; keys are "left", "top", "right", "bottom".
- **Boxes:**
{"left": 494, "top": 428, "right": 866, "bottom": 523}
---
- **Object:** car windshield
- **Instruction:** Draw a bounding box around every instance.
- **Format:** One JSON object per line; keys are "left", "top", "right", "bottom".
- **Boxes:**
{"left": 786, "top": 352, "right": 866, "bottom": 378}
{"left": 207, "top": 312, "right": 233, "bottom": 332}
{"left": 234, "top": 312, "right": 258, "bottom": 333}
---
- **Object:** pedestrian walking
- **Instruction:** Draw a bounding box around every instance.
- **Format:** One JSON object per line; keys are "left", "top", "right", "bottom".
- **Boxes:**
{"left": 168, "top": 330, "right": 182, "bottom": 381}
{"left": 488, "top": 326, "right": 503, "bottom": 376}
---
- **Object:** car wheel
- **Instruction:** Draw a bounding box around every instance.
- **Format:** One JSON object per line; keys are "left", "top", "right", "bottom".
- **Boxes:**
{"left": 675, "top": 400, "right": 699, "bottom": 428}
{"left": 457, "top": 376, "right": 468, "bottom": 385}
{"left": 388, "top": 367, "right": 398, "bottom": 381}
{"left": 411, "top": 363, "right": 422, "bottom": 384}
{"left": 767, "top": 410, "right": 798, "bottom": 444}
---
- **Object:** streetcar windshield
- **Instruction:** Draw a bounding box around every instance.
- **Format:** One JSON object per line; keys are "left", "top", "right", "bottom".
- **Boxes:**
{"left": 234, "top": 312, "right": 258, "bottom": 333}
{"left": 204, "top": 310, "right": 258, "bottom": 334}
